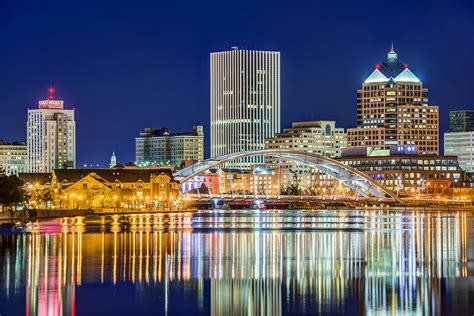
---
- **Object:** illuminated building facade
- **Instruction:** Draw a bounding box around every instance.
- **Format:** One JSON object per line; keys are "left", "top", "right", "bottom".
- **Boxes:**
{"left": 347, "top": 47, "right": 439, "bottom": 155}
{"left": 183, "top": 167, "right": 345, "bottom": 197}
{"left": 210, "top": 48, "right": 280, "bottom": 169}
{"left": 0, "top": 140, "right": 27, "bottom": 175}
{"left": 50, "top": 167, "right": 180, "bottom": 209}
{"left": 179, "top": 172, "right": 220, "bottom": 194}
{"left": 135, "top": 126, "right": 204, "bottom": 167}
{"left": 183, "top": 168, "right": 277, "bottom": 195}
{"left": 449, "top": 110, "right": 474, "bottom": 132}
{"left": 444, "top": 110, "right": 474, "bottom": 174}
{"left": 27, "top": 89, "right": 76, "bottom": 173}
{"left": 337, "top": 146, "right": 466, "bottom": 195}
{"left": 265, "top": 120, "right": 346, "bottom": 171}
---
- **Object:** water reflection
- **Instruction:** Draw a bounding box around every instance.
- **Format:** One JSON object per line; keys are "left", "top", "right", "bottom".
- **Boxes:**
{"left": 0, "top": 210, "right": 472, "bottom": 315}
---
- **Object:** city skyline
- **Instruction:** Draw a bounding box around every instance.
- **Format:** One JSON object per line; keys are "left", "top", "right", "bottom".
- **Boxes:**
{"left": 1, "top": 0, "right": 473, "bottom": 166}
{"left": 1, "top": 2, "right": 473, "bottom": 315}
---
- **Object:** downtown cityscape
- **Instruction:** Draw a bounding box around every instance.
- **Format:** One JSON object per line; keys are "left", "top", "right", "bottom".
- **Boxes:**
{"left": 0, "top": 0, "right": 473, "bottom": 315}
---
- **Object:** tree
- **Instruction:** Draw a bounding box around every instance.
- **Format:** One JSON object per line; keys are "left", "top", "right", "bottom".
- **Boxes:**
{"left": 283, "top": 173, "right": 302, "bottom": 196}
{"left": 0, "top": 173, "right": 27, "bottom": 211}
{"left": 38, "top": 189, "right": 54, "bottom": 209}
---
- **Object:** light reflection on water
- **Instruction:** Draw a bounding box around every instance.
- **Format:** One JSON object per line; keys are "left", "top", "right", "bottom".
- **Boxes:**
{"left": 0, "top": 210, "right": 473, "bottom": 315}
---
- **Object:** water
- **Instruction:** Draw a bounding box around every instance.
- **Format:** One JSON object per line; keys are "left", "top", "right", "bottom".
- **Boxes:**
{"left": 0, "top": 210, "right": 473, "bottom": 315}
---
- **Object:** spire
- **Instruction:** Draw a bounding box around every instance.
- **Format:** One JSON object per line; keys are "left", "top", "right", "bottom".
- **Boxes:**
{"left": 387, "top": 43, "right": 397, "bottom": 60}
{"left": 110, "top": 151, "right": 117, "bottom": 168}
{"left": 48, "top": 87, "right": 55, "bottom": 100}
{"left": 38, "top": 87, "right": 64, "bottom": 109}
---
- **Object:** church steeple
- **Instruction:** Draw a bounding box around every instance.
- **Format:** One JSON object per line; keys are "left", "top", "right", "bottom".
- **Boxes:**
{"left": 110, "top": 151, "right": 117, "bottom": 168}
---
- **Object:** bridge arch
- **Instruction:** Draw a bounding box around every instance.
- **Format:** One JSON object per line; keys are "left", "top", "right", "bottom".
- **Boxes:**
{"left": 174, "top": 149, "right": 399, "bottom": 201}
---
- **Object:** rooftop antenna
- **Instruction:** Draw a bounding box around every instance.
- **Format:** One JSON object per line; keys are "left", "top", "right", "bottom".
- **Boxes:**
{"left": 390, "top": 42, "right": 394, "bottom": 51}
{"left": 48, "top": 87, "right": 55, "bottom": 100}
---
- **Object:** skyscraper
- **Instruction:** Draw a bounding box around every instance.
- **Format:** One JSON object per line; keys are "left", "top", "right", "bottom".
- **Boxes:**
{"left": 210, "top": 47, "right": 280, "bottom": 169}
{"left": 444, "top": 110, "right": 474, "bottom": 174}
{"left": 347, "top": 46, "right": 439, "bottom": 155}
{"left": 27, "top": 88, "right": 76, "bottom": 173}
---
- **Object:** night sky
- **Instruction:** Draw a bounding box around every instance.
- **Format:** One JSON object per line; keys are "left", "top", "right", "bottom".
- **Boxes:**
{"left": 1, "top": 0, "right": 473, "bottom": 166}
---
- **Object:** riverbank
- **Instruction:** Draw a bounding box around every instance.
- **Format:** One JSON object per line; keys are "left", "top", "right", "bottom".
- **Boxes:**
{"left": 0, "top": 208, "right": 198, "bottom": 222}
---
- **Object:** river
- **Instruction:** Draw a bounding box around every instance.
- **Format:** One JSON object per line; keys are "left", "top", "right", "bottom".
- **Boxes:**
{"left": 0, "top": 209, "right": 473, "bottom": 315}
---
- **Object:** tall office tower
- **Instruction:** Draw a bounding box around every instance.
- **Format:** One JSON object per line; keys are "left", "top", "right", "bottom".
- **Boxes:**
{"left": 135, "top": 125, "right": 204, "bottom": 167}
{"left": 27, "top": 88, "right": 76, "bottom": 173}
{"left": 444, "top": 110, "right": 474, "bottom": 174}
{"left": 347, "top": 46, "right": 439, "bottom": 155}
{"left": 210, "top": 47, "right": 280, "bottom": 169}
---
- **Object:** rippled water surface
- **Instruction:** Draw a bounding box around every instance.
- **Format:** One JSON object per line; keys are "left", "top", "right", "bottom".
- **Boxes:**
{"left": 1, "top": 209, "right": 473, "bottom": 315}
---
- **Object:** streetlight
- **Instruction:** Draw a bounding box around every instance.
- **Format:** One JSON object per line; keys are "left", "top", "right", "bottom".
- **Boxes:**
{"left": 77, "top": 195, "right": 83, "bottom": 209}
{"left": 396, "top": 175, "right": 403, "bottom": 197}
{"left": 452, "top": 179, "right": 458, "bottom": 202}
{"left": 113, "top": 195, "right": 118, "bottom": 212}
{"left": 145, "top": 196, "right": 150, "bottom": 209}
{"left": 417, "top": 178, "right": 425, "bottom": 195}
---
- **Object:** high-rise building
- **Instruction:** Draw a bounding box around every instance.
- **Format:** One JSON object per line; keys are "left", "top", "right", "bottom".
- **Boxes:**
{"left": 27, "top": 88, "right": 76, "bottom": 173}
{"left": 0, "top": 140, "right": 27, "bottom": 175}
{"left": 210, "top": 47, "right": 280, "bottom": 169}
{"left": 444, "top": 110, "right": 474, "bottom": 174}
{"left": 449, "top": 110, "right": 474, "bottom": 132}
{"left": 135, "top": 125, "right": 204, "bottom": 167}
{"left": 347, "top": 47, "right": 439, "bottom": 155}
{"left": 265, "top": 120, "right": 347, "bottom": 170}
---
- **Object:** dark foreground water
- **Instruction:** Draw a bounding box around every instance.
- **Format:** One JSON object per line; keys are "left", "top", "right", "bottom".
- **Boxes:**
{"left": 0, "top": 210, "right": 473, "bottom": 315}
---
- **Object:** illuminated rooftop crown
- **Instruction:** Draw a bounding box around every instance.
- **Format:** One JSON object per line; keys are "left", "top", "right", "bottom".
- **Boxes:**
{"left": 38, "top": 87, "right": 64, "bottom": 109}
{"left": 365, "top": 45, "right": 420, "bottom": 84}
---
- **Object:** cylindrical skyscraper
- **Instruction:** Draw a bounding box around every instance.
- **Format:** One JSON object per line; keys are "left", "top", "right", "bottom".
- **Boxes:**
{"left": 210, "top": 48, "right": 280, "bottom": 169}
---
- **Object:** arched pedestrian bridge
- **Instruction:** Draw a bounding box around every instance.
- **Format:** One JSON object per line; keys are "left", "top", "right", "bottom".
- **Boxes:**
{"left": 174, "top": 149, "right": 399, "bottom": 201}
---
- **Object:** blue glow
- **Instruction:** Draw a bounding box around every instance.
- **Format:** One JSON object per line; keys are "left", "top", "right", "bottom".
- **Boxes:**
{"left": 364, "top": 69, "right": 388, "bottom": 83}
{"left": 394, "top": 68, "right": 420, "bottom": 82}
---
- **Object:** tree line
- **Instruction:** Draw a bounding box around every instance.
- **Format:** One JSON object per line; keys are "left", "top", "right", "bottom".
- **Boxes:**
{"left": 0, "top": 170, "right": 27, "bottom": 211}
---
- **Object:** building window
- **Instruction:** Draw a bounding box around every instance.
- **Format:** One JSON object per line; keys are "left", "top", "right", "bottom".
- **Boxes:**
{"left": 325, "top": 125, "right": 331, "bottom": 136}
